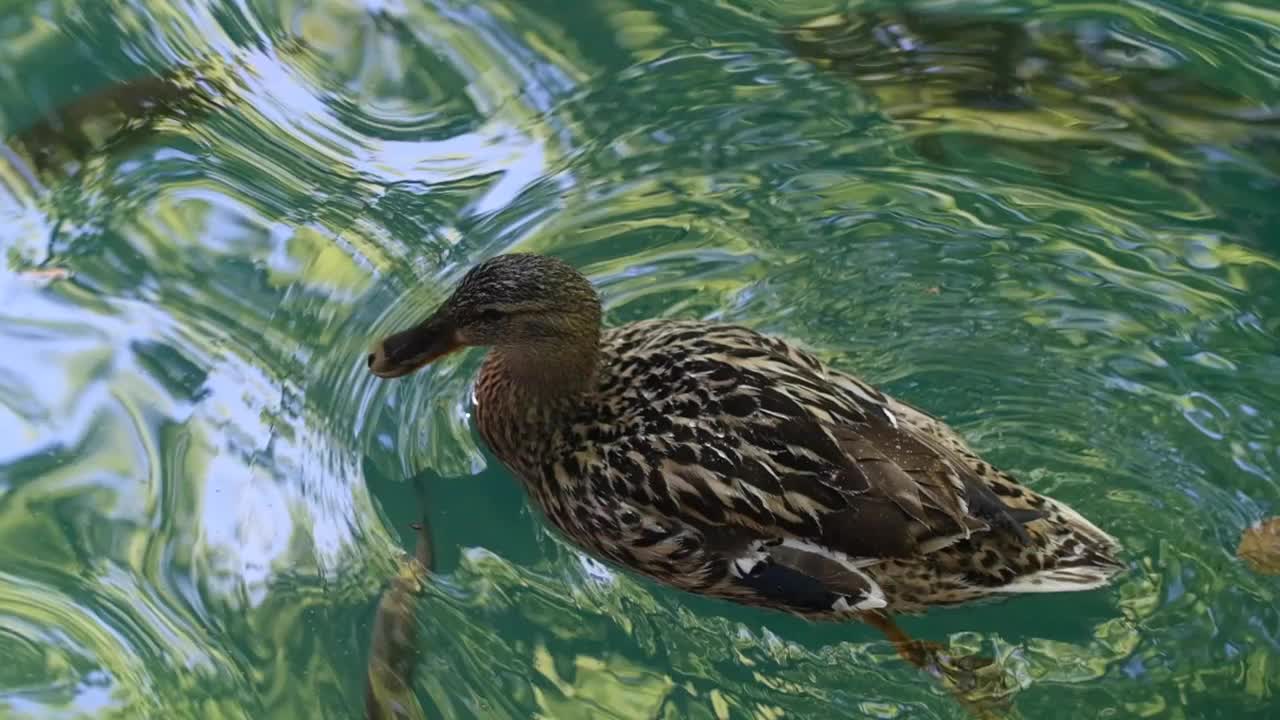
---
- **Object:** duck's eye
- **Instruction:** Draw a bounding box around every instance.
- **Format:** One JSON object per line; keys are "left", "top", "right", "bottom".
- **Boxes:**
{"left": 478, "top": 308, "right": 504, "bottom": 322}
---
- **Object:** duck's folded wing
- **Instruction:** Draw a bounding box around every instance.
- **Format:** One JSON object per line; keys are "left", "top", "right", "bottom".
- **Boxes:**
{"left": 719, "top": 397, "right": 1043, "bottom": 563}
{"left": 608, "top": 336, "right": 1046, "bottom": 611}
{"left": 698, "top": 409, "right": 1044, "bottom": 612}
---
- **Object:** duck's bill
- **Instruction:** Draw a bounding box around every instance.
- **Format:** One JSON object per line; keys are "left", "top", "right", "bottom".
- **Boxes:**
{"left": 367, "top": 314, "right": 461, "bottom": 379}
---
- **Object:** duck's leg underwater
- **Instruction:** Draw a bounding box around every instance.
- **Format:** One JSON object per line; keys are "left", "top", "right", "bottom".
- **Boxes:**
{"left": 365, "top": 520, "right": 433, "bottom": 720}
{"left": 859, "top": 612, "right": 1011, "bottom": 718}
{"left": 859, "top": 610, "right": 950, "bottom": 671}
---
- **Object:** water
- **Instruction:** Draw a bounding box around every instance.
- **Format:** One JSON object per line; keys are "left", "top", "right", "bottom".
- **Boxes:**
{"left": 1, "top": 0, "right": 1277, "bottom": 717}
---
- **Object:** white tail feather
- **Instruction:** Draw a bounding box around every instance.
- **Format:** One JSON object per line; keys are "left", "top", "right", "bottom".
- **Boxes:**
{"left": 994, "top": 565, "right": 1121, "bottom": 594}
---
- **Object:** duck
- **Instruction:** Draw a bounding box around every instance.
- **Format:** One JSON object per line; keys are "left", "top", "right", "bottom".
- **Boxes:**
{"left": 368, "top": 253, "right": 1123, "bottom": 627}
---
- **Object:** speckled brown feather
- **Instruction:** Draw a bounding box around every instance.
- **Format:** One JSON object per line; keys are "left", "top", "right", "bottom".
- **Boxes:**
{"left": 474, "top": 315, "right": 1124, "bottom": 617}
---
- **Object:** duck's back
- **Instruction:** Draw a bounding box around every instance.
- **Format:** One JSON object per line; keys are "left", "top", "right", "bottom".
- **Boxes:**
{"left": 486, "top": 319, "right": 1122, "bottom": 616}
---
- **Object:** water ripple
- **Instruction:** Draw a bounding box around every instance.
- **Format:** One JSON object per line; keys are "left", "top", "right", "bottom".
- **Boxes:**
{"left": 0, "top": 0, "right": 1278, "bottom": 717}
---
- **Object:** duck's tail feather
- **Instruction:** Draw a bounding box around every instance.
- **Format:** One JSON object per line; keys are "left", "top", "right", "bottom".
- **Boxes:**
{"left": 1001, "top": 493, "right": 1125, "bottom": 593}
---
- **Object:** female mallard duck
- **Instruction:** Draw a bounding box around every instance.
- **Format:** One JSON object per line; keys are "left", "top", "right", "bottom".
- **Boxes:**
{"left": 369, "top": 253, "right": 1122, "bottom": 623}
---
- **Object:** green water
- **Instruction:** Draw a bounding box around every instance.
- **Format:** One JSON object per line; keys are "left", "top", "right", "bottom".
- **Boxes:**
{"left": 1, "top": 0, "right": 1278, "bottom": 717}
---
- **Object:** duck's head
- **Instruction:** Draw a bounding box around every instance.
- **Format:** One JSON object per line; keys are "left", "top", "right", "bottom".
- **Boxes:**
{"left": 368, "top": 253, "right": 602, "bottom": 380}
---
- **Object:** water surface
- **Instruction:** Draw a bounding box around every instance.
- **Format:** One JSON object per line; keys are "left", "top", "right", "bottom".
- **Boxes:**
{"left": 1, "top": 0, "right": 1278, "bottom": 717}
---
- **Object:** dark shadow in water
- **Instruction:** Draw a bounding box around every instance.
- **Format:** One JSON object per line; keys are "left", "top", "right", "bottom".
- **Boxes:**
{"left": 781, "top": 8, "right": 1280, "bottom": 259}
{"left": 5, "top": 66, "right": 228, "bottom": 178}
{"left": 784, "top": 11, "right": 1041, "bottom": 113}
{"left": 782, "top": 9, "right": 1277, "bottom": 123}
{"left": 781, "top": 9, "right": 1280, "bottom": 190}
{"left": 4, "top": 37, "right": 311, "bottom": 181}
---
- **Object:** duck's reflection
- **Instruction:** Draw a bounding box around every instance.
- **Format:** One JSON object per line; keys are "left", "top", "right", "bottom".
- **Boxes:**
{"left": 365, "top": 509, "right": 433, "bottom": 720}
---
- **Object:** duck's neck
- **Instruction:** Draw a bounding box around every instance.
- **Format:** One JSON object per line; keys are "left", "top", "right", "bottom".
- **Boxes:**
{"left": 489, "top": 340, "right": 600, "bottom": 401}
{"left": 475, "top": 334, "right": 601, "bottom": 455}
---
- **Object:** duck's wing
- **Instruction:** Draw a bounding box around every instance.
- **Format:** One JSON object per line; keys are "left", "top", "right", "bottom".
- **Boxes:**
{"left": 710, "top": 399, "right": 1035, "bottom": 556}
{"left": 728, "top": 387, "right": 1045, "bottom": 612}
{"left": 614, "top": 329, "right": 1046, "bottom": 612}
{"left": 715, "top": 338, "right": 1044, "bottom": 549}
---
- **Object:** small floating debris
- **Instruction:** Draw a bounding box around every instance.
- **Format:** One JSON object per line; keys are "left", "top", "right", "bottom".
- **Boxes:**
{"left": 1237, "top": 517, "right": 1280, "bottom": 575}
{"left": 16, "top": 267, "right": 73, "bottom": 284}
